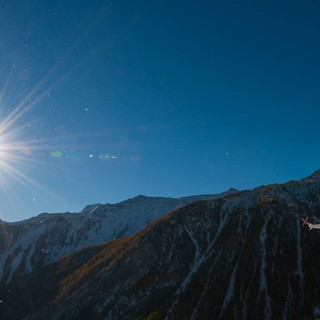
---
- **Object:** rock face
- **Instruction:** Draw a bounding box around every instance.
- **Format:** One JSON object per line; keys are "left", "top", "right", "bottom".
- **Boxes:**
{"left": 1, "top": 171, "right": 320, "bottom": 319}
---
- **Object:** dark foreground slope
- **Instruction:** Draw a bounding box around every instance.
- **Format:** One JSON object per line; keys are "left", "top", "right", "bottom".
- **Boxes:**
{"left": 1, "top": 171, "right": 320, "bottom": 320}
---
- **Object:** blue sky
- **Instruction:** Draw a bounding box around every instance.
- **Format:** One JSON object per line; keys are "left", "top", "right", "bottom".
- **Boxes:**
{"left": 0, "top": 1, "right": 319, "bottom": 221}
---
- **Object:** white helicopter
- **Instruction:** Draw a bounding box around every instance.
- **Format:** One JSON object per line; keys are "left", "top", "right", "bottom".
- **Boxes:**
{"left": 301, "top": 217, "right": 320, "bottom": 230}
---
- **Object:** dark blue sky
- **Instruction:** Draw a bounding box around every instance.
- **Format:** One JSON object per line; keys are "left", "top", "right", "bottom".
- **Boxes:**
{"left": 0, "top": 1, "right": 319, "bottom": 221}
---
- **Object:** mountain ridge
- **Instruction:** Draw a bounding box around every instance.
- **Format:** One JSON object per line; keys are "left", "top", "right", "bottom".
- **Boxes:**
{"left": 0, "top": 189, "right": 238, "bottom": 283}
{"left": 1, "top": 170, "right": 320, "bottom": 319}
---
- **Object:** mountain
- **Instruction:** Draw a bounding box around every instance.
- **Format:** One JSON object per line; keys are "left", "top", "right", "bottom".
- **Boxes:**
{"left": 0, "top": 190, "right": 237, "bottom": 284}
{"left": 1, "top": 171, "right": 320, "bottom": 319}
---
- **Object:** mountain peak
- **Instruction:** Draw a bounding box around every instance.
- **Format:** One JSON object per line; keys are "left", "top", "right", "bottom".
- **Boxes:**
{"left": 133, "top": 194, "right": 148, "bottom": 200}
{"left": 312, "top": 169, "right": 320, "bottom": 177}
{"left": 227, "top": 187, "right": 239, "bottom": 193}
{"left": 301, "top": 169, "right": 320, "bottom": 182}
{"left": 81, "top": 203, "right": 102, "bottom": 213}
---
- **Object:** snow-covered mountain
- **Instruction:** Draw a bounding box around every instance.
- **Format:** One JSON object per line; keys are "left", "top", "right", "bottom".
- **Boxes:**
{"left": 0, "top": 190, "right": 237, "bottom": 283}
{"left": 1, "top": 171, "right": 320, "bottom": 319}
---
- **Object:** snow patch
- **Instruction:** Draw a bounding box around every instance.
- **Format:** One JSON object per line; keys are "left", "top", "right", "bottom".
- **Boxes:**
{"left": 259, "top": 216, "right": 272, "bottom": 320}
{"left": 295, "top": 215, "right": 304, "bottom": 298}
{"left": 6, "top": 250, "right": 23, "bottom": 284}
{"left": 90, "top": 205, "right": 100, "bottom": 213}
{"left": 25, "top": 243, "right": 36, "bottom": 274}
{"left": 314, "top": 305, "right": 320, "bottom": 320}
{"left": 221, "top": 262, "right": 238, "bottom": 311}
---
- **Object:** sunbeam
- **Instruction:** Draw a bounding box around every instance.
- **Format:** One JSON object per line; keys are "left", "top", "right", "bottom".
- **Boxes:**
{"left": 0, "top": 63, "right": 83, "bottom": 220}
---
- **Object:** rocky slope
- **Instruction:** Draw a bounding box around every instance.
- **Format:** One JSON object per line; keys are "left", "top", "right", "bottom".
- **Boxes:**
{"left": 1, "top": 171, "right": 320, "bottom": 319}
{"left": 0, "top": 191, "right": 236, "bottom": 283}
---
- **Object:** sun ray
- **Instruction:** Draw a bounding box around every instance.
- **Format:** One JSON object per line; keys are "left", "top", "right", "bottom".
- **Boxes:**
{"left": 0, "top": 150, "right": 64, "bottom": 213}
{"left": 0, "top": 23, "right": 107, "bottom": 221}
{"left": 0, "top": 70, "right": 13, "bottom": 108}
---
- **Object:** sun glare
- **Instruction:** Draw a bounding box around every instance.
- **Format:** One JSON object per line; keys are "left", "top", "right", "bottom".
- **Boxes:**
{"left": 0, "top": 142, "right": 4, "bottom": 157}
{"left": 0, "top": 66, "right": 65, "bottom": 214}
{"left": 0, "top": 136, "right": 11, "bottom": 165}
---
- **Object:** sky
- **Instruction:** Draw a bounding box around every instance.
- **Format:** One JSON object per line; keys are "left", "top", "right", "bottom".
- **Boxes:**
{"left": 0, "top": 1, "right": 319, "bottom": 222}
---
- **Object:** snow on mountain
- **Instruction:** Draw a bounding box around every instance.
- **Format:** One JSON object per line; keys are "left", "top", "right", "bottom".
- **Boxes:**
{"left": 0, "top": 190, "right": 237, "bottom": 283}
{"left": 1, "top": 170, "right": 320, "bottom": 319}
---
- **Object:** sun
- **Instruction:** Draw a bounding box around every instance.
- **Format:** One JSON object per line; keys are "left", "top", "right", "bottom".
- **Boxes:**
{"left": 0, "top": 128, "right": 27, "bottom": 180}
{"left": 0, "top": 103, "right": 46, "bottom": 220}
{"left": 0, "top": 75, "right": 51, "bottom": 192}
{"left": 0, "top": 105, "right": 61, "bottom": 221}
{"left": 0, "top": 60, "right": 97, "bottom": 220}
